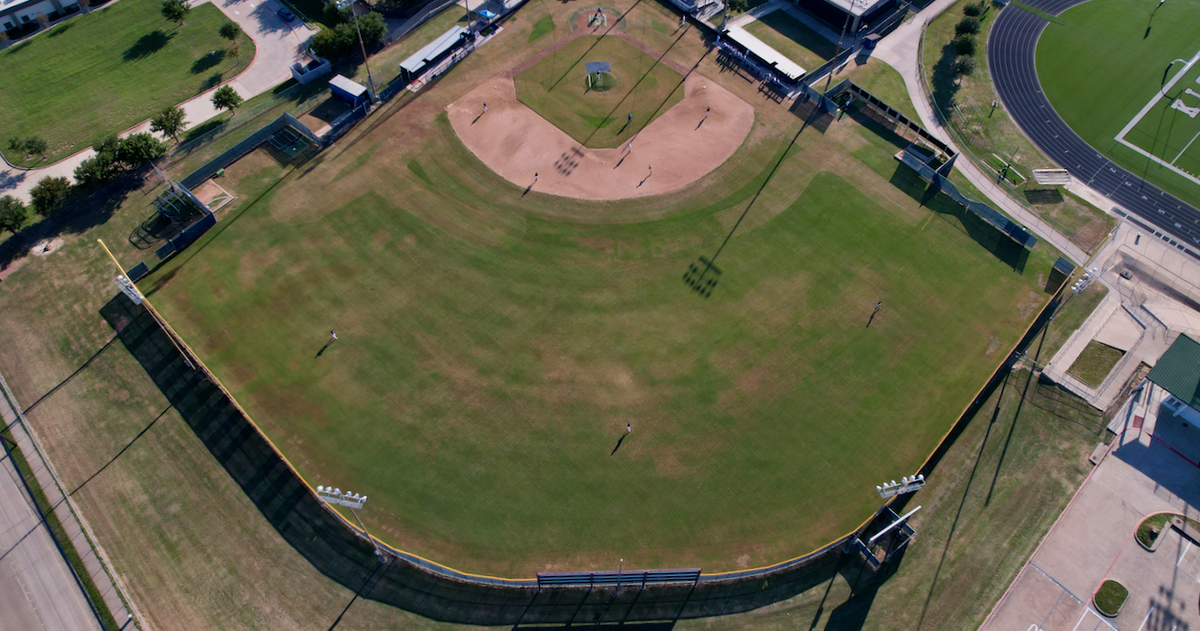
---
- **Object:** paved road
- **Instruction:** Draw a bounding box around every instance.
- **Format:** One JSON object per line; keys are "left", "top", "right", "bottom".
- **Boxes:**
{"left": 0, "top": 0, "right": 316, "bottom": 204}
{"left": 0, "top": 438, "right": 102, "bottom": 631}
{"left": 989, "top": 0, "right": 1200, "bottom": 255}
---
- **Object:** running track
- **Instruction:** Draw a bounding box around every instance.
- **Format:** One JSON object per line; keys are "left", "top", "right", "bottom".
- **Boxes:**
{"left": 988, "top": 0, "right": 1200, "bottom": 255}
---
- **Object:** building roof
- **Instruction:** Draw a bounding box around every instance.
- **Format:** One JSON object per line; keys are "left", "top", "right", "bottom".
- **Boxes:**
{"left": 1147, "top": 334, "right": 1200, "bottom": 411}
{"left": 400, "top": 26, "right": 466, "bottom": 74}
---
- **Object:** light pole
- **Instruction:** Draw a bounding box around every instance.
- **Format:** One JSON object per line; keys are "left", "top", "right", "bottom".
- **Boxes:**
{"left": 317, "top": 485, "right": 387, "bottom": 563}
{"left": 338, "top": 0, "right": 377, "bottom": 100}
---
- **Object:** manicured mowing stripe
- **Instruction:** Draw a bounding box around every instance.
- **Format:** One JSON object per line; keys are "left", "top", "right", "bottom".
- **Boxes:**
{"left": 0, "top": 0, "right": 253, "bottom": 166}
{"left": 1036, "top": 0, "right": 1200, "bottom": 208}
{"left": 149, "top": 130, "right": 1050, "bottom": 575}
{"left": 514, "top": 35, "right": 685, "bottom": 148}
{"left": 742, "top": 10, "right": 835, "bottom": 74}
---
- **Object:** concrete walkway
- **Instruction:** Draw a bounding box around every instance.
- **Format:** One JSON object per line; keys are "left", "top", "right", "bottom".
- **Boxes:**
{"left": 0, "top": 371, "right": 134, "bottom": 630}
{"left": 868, "top": 0, "right": 1089, "bottom": 265}
{"left": 0, "top": 0, "right": 316, "bottom": 204}
{"left": 981, "top": 386, "right": 1200, "bottom": 631}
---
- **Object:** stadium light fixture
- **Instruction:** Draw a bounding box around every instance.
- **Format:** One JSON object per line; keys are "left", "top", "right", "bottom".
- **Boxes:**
{"left": 317, "top": 485, "right": 386, "bottom": 563}
{"left": 876, "top": 474, "right": 925, "bottom": 499}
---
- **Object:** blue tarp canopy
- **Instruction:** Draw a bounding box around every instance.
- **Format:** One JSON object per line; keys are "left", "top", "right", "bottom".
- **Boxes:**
{"left": 400, "top": 25, "right": 467, "bottom": 75}
{"left": 475, "top": 8, "right": 496, "bottom": 18}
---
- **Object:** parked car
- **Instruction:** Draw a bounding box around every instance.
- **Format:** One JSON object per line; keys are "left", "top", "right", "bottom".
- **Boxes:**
{"left": 278, "top": 7, "right": 295, "bottom": 22}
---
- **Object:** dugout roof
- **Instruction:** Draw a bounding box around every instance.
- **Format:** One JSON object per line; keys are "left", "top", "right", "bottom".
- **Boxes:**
{"left": 1147, "top": 334, "right": 1200, "bottom": 412}
{"left": 727, "top": 28, "right": 806, "bottom": 80}
{"left": 401, "top": 26, "right": 467, "bottom": 75}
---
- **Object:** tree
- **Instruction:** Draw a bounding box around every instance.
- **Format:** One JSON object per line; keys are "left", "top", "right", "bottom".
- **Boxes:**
{"left": 963, "top": 1, "right": 984, "bottom": 15}
{"left": 116, "top": 133, "right": 166, "bottom": 166}
{"left": 955, "top": 17, "right": 980, "bottom": 35}
{"left": 219, "top": 21, "right": 241, "bottom": 40}
{"left": 7, "top": 137, "right": 21, "bottom": 153}
{"left": 78, "top": 0, "right": 91, "bottom": 14}
{"left": 35, "top": 12, "right": 49, "bottom": 28}
{"left": 161, "top": 0, "right": 190, "bottom": 27}
{"left": 29, "top": 176, "right": 70, "bottom": 216}
{"left": 211, "top": 85, "right": 243, "bottom": 114}
{"left": 953, "top": 34, "right": 977, "bottom": 56}
{"left": 0, "top": 30, "right": 9, "bottom": 49}
{"left": 356, "top": 12, "right": 385, "bottom": 48}
{"left": 23, "top": 136, "right": 47, "bottom": 157}
{"left": 0, "top": 195, "right": 25, "bottom": 234}
{"left": 150, "top": 106, "right": 188, "bottom": 143}
{"left": 955, "top": 57, "right": 978, "bottom": 76}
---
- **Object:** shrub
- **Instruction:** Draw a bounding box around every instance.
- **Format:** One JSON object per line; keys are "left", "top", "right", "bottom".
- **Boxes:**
{"left": 955, "top": 57, "right": 978, "bottom": 76}
{"left": 7, "top": 137, "right": 21, "bottom": 152}
{"left": 23, "top": 136, "right": 47, "bottom": 156}
{"left": 29, "top": 176, "right": 70, "bottom": 216}
{"left": 0, "top": 195, "right": 26, "bottom": 234}
{"left": 964, "top": 1, "right": 984, "bottom": 15}
{"left": 954, "top": 34, "right": 977, "bottom": 56}
{"left": 956, "top": 16, "right": 980, "bottom": 35}
{"left": 218, "top": 21, "right": 241, "bottom": 40}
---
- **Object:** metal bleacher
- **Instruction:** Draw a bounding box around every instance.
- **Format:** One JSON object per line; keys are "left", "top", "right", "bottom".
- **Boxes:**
{"left": 537, "top": 568, "right": 701, "bottom": 588}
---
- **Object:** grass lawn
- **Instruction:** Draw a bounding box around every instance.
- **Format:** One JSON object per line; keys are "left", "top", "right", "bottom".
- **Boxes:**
{"left": 0, "top": 0, "right": 1086, "bottom": 625}
{"left": 743, "top": 10, "right": 836, "bottom": 74}
{"left": 923, "top": 0, "right": 1115, "bottom": 253}
{"left": 0, "top": 0, "right": 253, "bottom": 167}
{"left": 1068, "top": 340, "right": 1124, "bottom": 386}
{"left": 128, "top": 0, "right": 1057, "bottom": 576}
{"left": 1040, "top": 283, "right": 1107, "bottom": 361}
{"left": 1094, "top": 579, "right": 1128, "bottom": 616}
{"left": 514, "top": 35, "right": 685, "bottom": 148}
{"left": 1037, "top": 0, "right": 1200, "bottom": 210}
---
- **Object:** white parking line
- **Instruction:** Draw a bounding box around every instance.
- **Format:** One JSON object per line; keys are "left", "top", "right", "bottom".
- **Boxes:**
{"left": 1137, "top": 604, "right": 1155, "bottom": 631}
{"left": 1180, "top": 540, "right": 1192, "bottom": 568}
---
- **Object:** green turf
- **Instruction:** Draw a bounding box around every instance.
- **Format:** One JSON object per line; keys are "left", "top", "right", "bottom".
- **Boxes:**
{"left": 1068, "top": 340, "right": 1124, "bottom": 386}
{"left": 1094, "top": 579, "right": 1128, "bottom": 616}
{"left": 1037, "top": 0, "right": 1200, "bottom": 209}
{"left": 144, "top": 121, "right": 1052, "bottom": 576}
{"left": 0, "top": 0, "right": 253, "bottom": 167}
{"left": 513, "top": 35, "right": 685, "bottom": 148}
{"left": 742, "top": 10, "right": 836, "bottom": 74}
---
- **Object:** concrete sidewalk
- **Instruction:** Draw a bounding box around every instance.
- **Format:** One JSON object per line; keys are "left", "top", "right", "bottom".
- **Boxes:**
{"left": 0, "top": 0, "right": 316, "bottom": 204}
{"left": 868, "top": 0, "right": 1090, "bottom": 265}
{"left": 0, "top": 371, "right": 138, "bottom": 630}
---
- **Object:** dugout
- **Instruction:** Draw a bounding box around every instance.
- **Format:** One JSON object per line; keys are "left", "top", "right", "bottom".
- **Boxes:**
{"left": 400, "top": 25, "right": 468, "bottom": 84}
{"left": 789, "top": 0, "right": 895, "bottom": 35}
{"left": 329, "top": 74, "right": 370, "bottom": 107}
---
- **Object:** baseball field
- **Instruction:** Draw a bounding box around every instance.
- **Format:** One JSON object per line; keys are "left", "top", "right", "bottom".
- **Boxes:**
{"left": 139, "top": 0, "right": 1057, "bottom": 577}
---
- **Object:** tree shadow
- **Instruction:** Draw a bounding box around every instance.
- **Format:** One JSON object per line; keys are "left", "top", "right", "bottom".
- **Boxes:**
{"left": 0, "top": 169, "right": 27, "bottom": 193}
{"left": 181, "top": 117, "right": 227, "bottom": 143}
{"left": 198, "top": 72, "right": 224, "bottom": 92}
{"left": 928, "top": 43, "right": 961, "bottom": 123}
{"left": 191, "top": 49, "right": 227, "bottom": 74}
{"left": 0, "top": 173, "right": 147, "bottom": 278}
{"left": 47, "top": 21, "right": 75, "bottom": 37}
{"left": 123, "top": 30, "right": 173, "bottom": 61}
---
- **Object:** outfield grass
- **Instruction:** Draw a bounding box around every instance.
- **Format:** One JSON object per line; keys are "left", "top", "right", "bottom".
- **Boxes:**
{"left": 514, "top": 35, "right": 685, "bottom": 148}
{"left": 0, "top": 0, "right": 253, "bottom": 167}
{"left": 130, "top": 3, "right": 1058, "bottom": 574}
{"left": 1037, "top": 0, "right": 1200, "bottom": 210}
{"left": 743, "top": 10, "right": 836, "bottom": 73}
